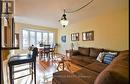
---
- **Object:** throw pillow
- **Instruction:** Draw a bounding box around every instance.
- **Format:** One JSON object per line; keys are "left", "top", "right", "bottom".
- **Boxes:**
{"left": 96, "top": 52, "right": 105, "bottom": 62}
{"left": 103, "top": 52, "right": 117, "bottom": 64}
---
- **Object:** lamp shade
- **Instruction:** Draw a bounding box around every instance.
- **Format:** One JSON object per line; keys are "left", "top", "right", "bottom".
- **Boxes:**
{"left": 59, "top": 13, "right": 69, "bottom": 27}
{"left": 59, "top": 19, "right": 69, "bottom": 27}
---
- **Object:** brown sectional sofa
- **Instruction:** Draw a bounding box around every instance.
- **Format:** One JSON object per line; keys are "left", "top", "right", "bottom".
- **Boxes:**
{"left": 52, "top": 47, "right": 129, "bottom": 84}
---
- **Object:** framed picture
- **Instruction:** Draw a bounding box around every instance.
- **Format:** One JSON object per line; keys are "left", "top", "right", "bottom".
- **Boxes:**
{"left": 0, "top": 1, "right": 14, "bottom": 14}
{"left": 71, "top": 33, "right": 79, "bottom": 41}
{"left": 61, "top": 35, "right": 66, "bottom": 43}
{"left": 82, "top": 31, "right": 94, "bottom": 41}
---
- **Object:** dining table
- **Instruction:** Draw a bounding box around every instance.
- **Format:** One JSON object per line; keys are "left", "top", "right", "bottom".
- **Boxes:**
{"left": 37, "top": 46, "right": 54, "bottom": 60}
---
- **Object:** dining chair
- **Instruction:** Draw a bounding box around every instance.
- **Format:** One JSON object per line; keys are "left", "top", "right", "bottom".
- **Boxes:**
{"left": 8, "top": 47, "right": 38, "bottom": 84}
{"left": 39, "top": 48, "right": 44, "bottom": 60}
{"left": 50, "top": 43, "right": 57, "bottom": 59}
{"left": 43, "top": 45, "right": 51, "bottom": 59}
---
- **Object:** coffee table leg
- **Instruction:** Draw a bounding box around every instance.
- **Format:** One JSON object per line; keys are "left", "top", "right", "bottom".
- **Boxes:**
{"left": 65, "top": 61, "right": 72, "bottom": 72}
{"left": 57, "top": 61, "right": 65, "bottom": 71}
{"left": 63, "top": 62, "right": 64, "bottom": 70}
{"left": 57, "top": 63, "right": 60, "bottom": 71}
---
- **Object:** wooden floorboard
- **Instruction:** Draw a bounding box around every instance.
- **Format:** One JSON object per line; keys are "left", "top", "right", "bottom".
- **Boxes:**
{"left": 3, "top": 54, "right": 63, "bottom": 84}
{"left": 3, "top": 54, "right": 81, "bottom": 84}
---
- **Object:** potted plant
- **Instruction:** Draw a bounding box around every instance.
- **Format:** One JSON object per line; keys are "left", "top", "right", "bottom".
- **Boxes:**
{"left": 39, "top": 41, "right": 44, "bottom": 47}
{"left": 28, "top": 45, "right": 34, "bottom": 54}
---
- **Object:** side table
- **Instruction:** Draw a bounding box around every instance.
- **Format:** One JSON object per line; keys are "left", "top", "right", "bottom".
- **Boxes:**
{"left": 66, "top": 49, "right": 73, "bottom": 57}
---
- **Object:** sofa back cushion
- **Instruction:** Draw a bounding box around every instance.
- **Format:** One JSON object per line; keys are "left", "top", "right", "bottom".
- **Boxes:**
{"left": 94, "top": 50, "right": 129, "bottom": 84}
{"left": 89, "top": 48, "right": 103, "bottom": 58}
{"left": 78, "top": 47, "right": 90, "bottom": 56}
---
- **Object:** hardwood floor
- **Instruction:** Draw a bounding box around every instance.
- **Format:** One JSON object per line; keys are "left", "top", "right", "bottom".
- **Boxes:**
{"left": 3, "top": 54, "right": 81, "bottom": 84}
{"left": 3, "top": 54, "right": 63, "bottom": 84}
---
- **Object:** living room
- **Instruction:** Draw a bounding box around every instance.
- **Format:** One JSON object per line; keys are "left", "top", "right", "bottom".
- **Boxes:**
{"left": 1, "top": 0, "right": 128, "bottom": 84}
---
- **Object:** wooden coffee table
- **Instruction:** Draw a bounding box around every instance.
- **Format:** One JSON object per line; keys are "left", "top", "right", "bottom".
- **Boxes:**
{"left": 65, "top": 61, "right": 81, "bottom": 73}
{"left": 57, "top": 57, "right": 81, "bottom": 73}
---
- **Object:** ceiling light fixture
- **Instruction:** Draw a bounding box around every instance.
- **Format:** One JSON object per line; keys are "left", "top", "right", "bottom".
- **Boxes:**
{"left": 59, "top": 9, "right": 69, "bottom": 28}
{"left": 59, "top": 0, "right": 94, "bottom": 28}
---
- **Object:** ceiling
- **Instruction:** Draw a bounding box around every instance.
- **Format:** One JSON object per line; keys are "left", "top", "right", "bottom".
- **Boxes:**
{"left": 14, "top": 0, "right": 128, "bottom": 28}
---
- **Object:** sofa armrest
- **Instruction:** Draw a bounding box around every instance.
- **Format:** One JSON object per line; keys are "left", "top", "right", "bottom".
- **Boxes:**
{"left": 71, "top": 50, "right": 80, "bottom": 56}
{"left": 94, "top": 50, "right": 129, "bottom": 84}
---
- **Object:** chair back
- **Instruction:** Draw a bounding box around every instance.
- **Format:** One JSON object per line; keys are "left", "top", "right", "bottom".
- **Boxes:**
{"left": 43, "top": 45, "right": 50, "bottom": 53}
{"left": 51, "top": 43, "right": 57, "bottom": 51}
{"left": 32, "top": 47, "right": 38, "bottom": 61}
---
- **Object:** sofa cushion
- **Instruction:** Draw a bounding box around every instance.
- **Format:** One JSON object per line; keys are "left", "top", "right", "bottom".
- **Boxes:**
{"left": 71, "top": 50, "right": 80, "bottom": 56}
{"left": 70, "top": 55, "right": 84, "bottom": 61}
{"left": 89, "top": 48, "right": 103, "bottom": 58}
{"left": 78, "top": 47, "right": 90, "bottom": 56}
{"left": 85, "top": 61, "right": 107, "bottom": 73}
{"left": 70, "top": 59, "right": 91, "bottom": 67}
{"left": 82, "top": 56, "right": 96, "bottom": 64}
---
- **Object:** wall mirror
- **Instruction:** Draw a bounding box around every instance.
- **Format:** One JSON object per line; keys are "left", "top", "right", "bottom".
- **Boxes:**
{"left": 71, "top": 33, "right": 79, "bottom": 41}
{"left": 82, "top": 31, "right": 94, "bottom": 41}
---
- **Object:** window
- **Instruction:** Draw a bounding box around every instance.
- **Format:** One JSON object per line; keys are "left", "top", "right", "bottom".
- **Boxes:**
{"left": 30, "top": 31, "right": 36, "bottom": 46}
{"left": 22, "top": 30, "right": 29, "bottom": 48}
{"left": 36, "top": 32, "right": 42, "bottom": 46}
{"left": 49, "top": 33, "right": 54, "bottom": 44}
{"left": 22, "top": 29, "right": 55, "bottom": 49}
{"left": 43, "top": 32, "right": 48, "bottom": 44}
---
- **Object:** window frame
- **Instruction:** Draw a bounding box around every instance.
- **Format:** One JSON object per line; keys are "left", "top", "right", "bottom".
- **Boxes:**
{"left": 21, "top": 28, "right": 55, "bottom": 49}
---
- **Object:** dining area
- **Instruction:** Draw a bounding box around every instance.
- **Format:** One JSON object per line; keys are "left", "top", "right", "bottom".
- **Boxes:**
{"left": 38, "top": 43, "right": 58, "bottom": 61}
